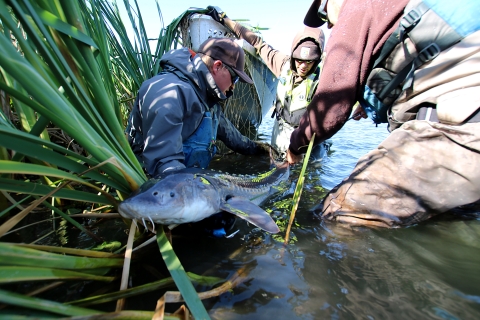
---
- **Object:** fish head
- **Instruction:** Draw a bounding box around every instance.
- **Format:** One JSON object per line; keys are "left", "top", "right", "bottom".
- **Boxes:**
{"left": 119, "top": 173, "right": 220, "bottom": 225}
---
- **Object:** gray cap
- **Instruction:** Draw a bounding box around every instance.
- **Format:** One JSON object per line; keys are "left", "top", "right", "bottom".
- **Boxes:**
{"left": 197, "top": 38, "right": 253, "bottom": 84}
{"left": 292, "top": 40, "right": 322, "bottom": 60}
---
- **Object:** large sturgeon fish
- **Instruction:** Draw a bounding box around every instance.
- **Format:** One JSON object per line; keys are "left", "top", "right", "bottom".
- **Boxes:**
{"left": 118, "top": 162, "right": 289, "bottom": 233}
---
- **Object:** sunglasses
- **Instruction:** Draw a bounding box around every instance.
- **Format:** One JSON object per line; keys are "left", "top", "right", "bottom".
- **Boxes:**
{"left": 295, "top": 59, "right": 314, "bottom": 65}
{"left": 224, "top": 64, "right": 239, "bottom": 85}
{"left": 318, "top": 0, "right": 328, "bottom": 23}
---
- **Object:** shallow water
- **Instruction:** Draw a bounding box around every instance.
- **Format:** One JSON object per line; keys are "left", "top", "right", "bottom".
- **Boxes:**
{"left": 168, "top": 116, "right": 480, "bottom": 319}
{"left": 34, "top": 116, "right": 478, "bottom": 318}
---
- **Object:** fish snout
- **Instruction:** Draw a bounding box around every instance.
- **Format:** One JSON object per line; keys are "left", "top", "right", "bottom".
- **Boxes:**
{"left": 118, "top": 201, "right": 136, "bottom": 219}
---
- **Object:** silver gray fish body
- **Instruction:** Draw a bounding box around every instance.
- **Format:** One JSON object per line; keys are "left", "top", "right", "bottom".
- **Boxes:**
{"left": 118, "top": 163, "right": 289, "bottom": 233}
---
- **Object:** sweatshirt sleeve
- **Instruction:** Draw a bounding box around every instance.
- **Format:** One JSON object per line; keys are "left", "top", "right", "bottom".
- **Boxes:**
{"left": 224, "top": 18, "right": 289, "bottom": 77}
{"left": 216, "top": 109, "right": 261, "bottom": 155}
{"left": 139, "top": 76, "right": 194, "bottom": 176}
{"left": 288, "top": 0, "right": 407, "bottom": 154}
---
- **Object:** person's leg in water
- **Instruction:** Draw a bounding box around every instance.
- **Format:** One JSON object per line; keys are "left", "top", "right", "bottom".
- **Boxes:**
{"left": 321, "top": 121, "right": 480, "bottom": 227}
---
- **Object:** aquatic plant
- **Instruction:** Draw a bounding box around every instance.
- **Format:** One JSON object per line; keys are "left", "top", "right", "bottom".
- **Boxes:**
{"left": 0, "top": 0, "right": 229, "bottom": 318}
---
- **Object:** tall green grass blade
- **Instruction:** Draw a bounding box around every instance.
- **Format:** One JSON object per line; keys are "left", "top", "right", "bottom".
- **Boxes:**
{"left": 16, "top": 243, "right": 122, "bottom": 258}
{"left": 0, "top": 243, "right": 124, "bottom": 269}
{"left": 0, "top": 178, "right": 113, "bottom": 205}
{"left": 284, "top": 133, "right": 316, "bottom": 245}
{"left": 0, "top": 127, "right": 129, "bottom": 193}
{"left": 68, "top": 272, "right": 223, "bottom": 307}
{"left": 297, "top": 133, "right": 316, "bottom": 187}
{"left": 0, "top": 289, "right": 102, "bottom": 317}
{"left": 36, "top": 4, "right": 98, "bottom": 48}
{"left": 156, "top": 226, "right": 210, "bottom": 319}
{"left": 0, "top": 266, "right": 115, "bottom": 283}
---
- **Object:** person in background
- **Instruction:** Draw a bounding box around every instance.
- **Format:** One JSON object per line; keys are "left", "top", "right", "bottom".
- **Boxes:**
{"left": 207, "top": 6, "right": 330, "bottom": 161}
{"left": 126, "top": 37, "right": 271, "bottom": 178}
{"left": 287, "top": 0, "right": 480, "bottom": 227}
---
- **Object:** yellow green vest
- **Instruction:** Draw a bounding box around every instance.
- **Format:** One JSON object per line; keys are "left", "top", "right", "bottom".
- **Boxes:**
{"left": 274, "top": 63, "right": 319, "bottom": 126}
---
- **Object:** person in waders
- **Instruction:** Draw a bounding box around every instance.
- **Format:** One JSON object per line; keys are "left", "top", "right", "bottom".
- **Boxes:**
{"left": 287, "top": 0, "right": 480, "bottom": 227}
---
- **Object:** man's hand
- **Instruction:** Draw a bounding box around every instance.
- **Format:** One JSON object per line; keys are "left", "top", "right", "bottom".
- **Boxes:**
{"left": 286, "top": 149, "right": 303, "bottom": 165}
{"left": 350, "top": 104, "right": 368, "bottom": 121}
{"left": 206, "top": 6, "right": 227, "bottom": 24}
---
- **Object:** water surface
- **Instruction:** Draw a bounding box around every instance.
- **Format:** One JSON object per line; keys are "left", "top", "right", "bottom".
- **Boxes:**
{"left": 183, "top": 116, "right": 480, "bottom": 319}
{"left": 60, "top": 116, "right": 478, "bottom": 319}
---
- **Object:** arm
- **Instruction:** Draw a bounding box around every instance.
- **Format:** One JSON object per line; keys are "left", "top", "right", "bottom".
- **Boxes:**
{"left": 139, "top": 75, "right": 201, "bottom": 176}
{"left": 216, "top": 108, "right": 263, "bottom": 155}
{"left": 288, "top": 0, "right": 406, "bottom": 155}
{"left": 223, "top": 17, "right": 289, "bottom": 77}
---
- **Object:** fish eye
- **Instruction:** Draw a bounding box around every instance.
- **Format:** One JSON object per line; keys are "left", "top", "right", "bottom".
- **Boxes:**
{"left": 170, "top": 192, "right": 175, "bottom": 197}
{"left": 153, "top": 191, "right": 158, "bottom": 196}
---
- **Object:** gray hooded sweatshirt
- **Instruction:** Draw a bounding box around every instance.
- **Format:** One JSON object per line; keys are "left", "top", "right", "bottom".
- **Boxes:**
{"left": 127, "top": 47, "right": 260, "bottom": 177}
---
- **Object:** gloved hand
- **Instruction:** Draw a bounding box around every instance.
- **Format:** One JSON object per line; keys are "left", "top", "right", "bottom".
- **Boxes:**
{"left": 206, "top": 6, "right": 227, "bottom": 24}
{"left": 254, "top": 141, "right": 280, "bottom": 157}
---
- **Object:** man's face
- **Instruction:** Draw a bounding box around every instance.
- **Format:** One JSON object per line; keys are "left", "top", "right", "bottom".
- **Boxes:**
{"left": 212, "top": 60, "right": 239, "bottom": 95}
{"left": 294, "top": 59, "right": 316, "bottom": 77}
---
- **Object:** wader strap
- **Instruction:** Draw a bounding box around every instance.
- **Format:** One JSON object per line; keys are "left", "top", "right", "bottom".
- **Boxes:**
{"left": 465, "top": 109, "right": 480, "bottom": 123}
{"left": 376, "top": 0, "right": 464, "bottom": 101}
{"left": 377, "top": 43, "right": 440, "bottom": 100}
{"left": 271, "top": 108, "right": 277, "bottom": 119}
{"left": 372, "top": 2, "right": 430, "bottom": 69}
{"left": 416, "top": 104, "right": 480, "bottom": 123}
{"left": 416, "top": 103, "right": 439, "bottom": 122}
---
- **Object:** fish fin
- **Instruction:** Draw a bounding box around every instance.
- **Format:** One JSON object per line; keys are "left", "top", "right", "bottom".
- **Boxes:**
{"left": 220, "top": 197, "right": 280, "bottom": 233}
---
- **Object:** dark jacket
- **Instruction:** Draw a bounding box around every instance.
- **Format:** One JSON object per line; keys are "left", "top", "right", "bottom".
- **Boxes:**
{"left": 127, "top": 47, "right": 260, "bottom": 177}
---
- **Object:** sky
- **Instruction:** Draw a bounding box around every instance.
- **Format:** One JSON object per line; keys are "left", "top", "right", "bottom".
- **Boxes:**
{"left": 121, "top": 0, "right": 330, "bottom": 54}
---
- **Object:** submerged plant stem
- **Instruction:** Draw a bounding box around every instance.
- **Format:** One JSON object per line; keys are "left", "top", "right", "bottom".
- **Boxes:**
{"left": 284, "top": 133, "right": 316, "bottom": 245}
{"left": 116, "top": 220, "right": 137, "bottom": 311}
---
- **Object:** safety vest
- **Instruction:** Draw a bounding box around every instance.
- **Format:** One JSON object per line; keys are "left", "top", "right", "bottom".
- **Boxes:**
{"left": 183, "top": 109, "right": 218, "bottom": 169}
{"left": 273, "top": 63, "right": 319, "bottom": 126}
{"left": 360, "top": 0, "right": 480, "bottom": 124}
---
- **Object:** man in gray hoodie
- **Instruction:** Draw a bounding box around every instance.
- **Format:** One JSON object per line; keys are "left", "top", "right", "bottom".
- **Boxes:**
{"left": 126, "top": 38, "right": 269, "bottom": 178}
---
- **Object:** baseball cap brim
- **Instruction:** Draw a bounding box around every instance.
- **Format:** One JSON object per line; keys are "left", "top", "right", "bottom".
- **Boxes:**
{"left": 197, "top": 37, "right": 254, "bottom": 84}
{"left": 304, "top": 0, "right": 326, "bottom": 28}
{"left": 231, "top": 66, "right": 253, "bottom": 84}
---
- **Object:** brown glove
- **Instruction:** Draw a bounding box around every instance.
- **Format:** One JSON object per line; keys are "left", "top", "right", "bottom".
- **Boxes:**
{"left": 206, "top": 6, "right": 227, "bottom": 24}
